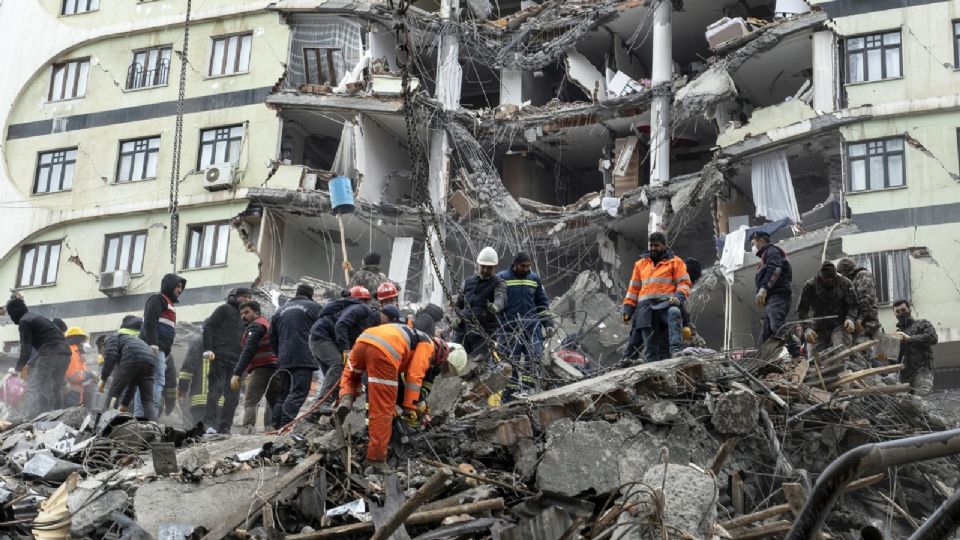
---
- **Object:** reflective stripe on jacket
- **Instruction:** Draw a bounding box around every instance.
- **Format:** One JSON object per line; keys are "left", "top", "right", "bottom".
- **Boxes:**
{"left": 352, "top": 323, "right": 434, "bottom": 409}
{"left": 622, "top": 251, "right": 691, "bottom": 310}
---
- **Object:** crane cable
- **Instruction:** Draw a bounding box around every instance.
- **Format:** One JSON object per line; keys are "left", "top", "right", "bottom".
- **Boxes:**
{"left": 168, "top": 0, "right": 192, "bottom": 270}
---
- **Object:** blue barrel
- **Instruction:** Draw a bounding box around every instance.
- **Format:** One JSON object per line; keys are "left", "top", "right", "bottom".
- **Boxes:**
{"left": 329, "top": 176, "right": 355, "bottom": 214}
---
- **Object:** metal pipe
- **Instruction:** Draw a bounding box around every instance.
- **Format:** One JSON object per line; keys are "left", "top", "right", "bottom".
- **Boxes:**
{"left": 786, "top": 428, "right": 960, "bottom": 540}
{"left": 908, "top": 488, "right": 960, "bottom": 540}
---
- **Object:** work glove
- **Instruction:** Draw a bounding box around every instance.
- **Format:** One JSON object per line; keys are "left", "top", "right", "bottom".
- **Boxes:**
{"left": 230, "top": 375, "right": 241, "bottom": 391}
{"left": 335, "top": 395, "right": 355, "bottom": 425}
{"left": 622, "top": 313, "right": 632, "bottom": 325}
{"left": 683, "top": 327, "right": 693, "bottom": 342}
{"left": 416, "top": 401, "right": 429, "bottom": 416}
{"left": 486, "top": 303, "right": 500, "bottom": 315}
{"left": 98, "top": 380, "right": 106, "bottom": 393}
{"left": 667, "top": 296, "right": 680, "bottom": 306}
{"left": 843, "top": 319, "right": 855, "bottom": 334}
{"left": 342, "top": 260, "right": 353, "bottom": 272}
{"left": 401, "top": 409, "right": 418, "bottom": 428}
{"left": 18, "top": 366, "right": 29, "bottom": 380}
{"left": 804, "top": 329, "right": 818, "bottom": 344}
{"left": 895, "top": 331, "right": 911, "bottom": 343}
{"left": 755, "top": 288, "right": 768, "bottom": 308}
{"left": 150, "top": 345, "right": 160, "bottom": 357}
{"left": 202, "top": 351, "right": 216, "bottom": 361}
{"left": 97, "top": 354, "right": 105, "bottom": 365}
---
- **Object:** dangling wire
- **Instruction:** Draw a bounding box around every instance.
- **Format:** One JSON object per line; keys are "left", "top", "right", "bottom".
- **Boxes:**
{"left": 168, "top": 0, "right": 192, "bottom": 271}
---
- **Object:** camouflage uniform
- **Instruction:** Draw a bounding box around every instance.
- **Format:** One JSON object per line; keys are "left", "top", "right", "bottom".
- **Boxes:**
{"left": 896, "top": 316, "right": 937, "bottom": 396}
{"left": 796, "top": 275, "right": 859, "bottom": 357}
{"left": 845, "top": 267, "right": 881, "bottom": 341}
{"left": 350, "top": 265, "right": 389, "bottom": 297}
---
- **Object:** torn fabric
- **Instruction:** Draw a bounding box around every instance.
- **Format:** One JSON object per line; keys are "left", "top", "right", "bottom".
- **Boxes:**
{"left": 751, "top": 150, "right": 800, "bottom": 223}
{"left": 719, "top": 225, "right": 748, "bottom": 284}
{"left": 331, "top": 120, "right": 357, "bottom": 180}
{"left": 285, "top": 15, "right": 364, "bottom": 90}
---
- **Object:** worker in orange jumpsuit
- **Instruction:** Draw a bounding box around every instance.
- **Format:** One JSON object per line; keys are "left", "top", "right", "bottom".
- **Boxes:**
{"left": 336, "top": 323, "right": 466, "bottom": 471}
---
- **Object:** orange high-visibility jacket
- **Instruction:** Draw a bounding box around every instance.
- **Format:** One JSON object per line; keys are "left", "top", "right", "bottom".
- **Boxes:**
{"left": 622, "top": 252, "right": 691, "bottom": 310}
{"left": 349, "top": 323, "right": 435, "bottom": 410}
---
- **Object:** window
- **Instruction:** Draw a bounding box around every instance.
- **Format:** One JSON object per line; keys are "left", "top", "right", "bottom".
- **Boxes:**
{"left": 845, "top": 31, "right": 902, "bottom": 83}
{"left": 2, "top": 342, "right": 20, "bottom": 355}
{"left": 17, "top": 241, "right": 62, "bottom": 288}
{"left": 198, "top": 125, "right": 244, "bottom": 169}
{"left": 62, "top": 0, "right": 98, "bottom": 15}
{"left": 49, "top": 59, "right": 90, "bottom": 101}
{"left": 852, "top": 250, "right": 911, "bottom": 304}
{"left": 116, "top": 136, "right": 160, "bottom": 182}
{"left": 304, "top": 48, "right": 343, "bottom": 85}
{"left": 34, "top": 148, "right": 77, "bottom": 194}
{"left": 209, "top": 33, "right": 252, "bottom": 76}
{"left": 127, "top": 46, "right": 172, "bottom": 89}
{"left": 955, "top": 21, "right": 960, "bottom": 70}
{"left": 102, "top": 231, "right": 148, "bottom": 274}
{"left": 184, "top": 222, "right": 231, "bottom": 269}
{"left": 847, "top": 137, "right": 905, "bottom": 192}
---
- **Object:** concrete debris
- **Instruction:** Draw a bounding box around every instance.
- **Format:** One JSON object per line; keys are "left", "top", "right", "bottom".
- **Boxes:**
{"left": 639, "top": 464, "right": 718, "bottom": 538}
{"left": 641, "top": 400, "right": 680, "bottom": 424}
{"left": 711, "top": 389, "right": 759, "bottom": 435}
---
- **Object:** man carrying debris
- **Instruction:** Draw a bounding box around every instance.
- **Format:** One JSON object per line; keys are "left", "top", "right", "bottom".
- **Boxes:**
{"left": 348, "top": 251, "right": 390, "bottom": 299}
{"left": 893, "top": 300, "right": 938, "bottom": 396}
{"left": 230, "top": 301, "right": 281, "bottom": 432}
{"left": 622, "top": 232, "right": 692, "bottom": 362}
{"left": 498, "top": 252, "right": 554, "bottom": 398}
{"left": 177, "top": 336, "right": 221, "bottom": 426}
{"left": 141, "top": 273, "right": 186, "bottom": 416}
{"left": 796, "top": 261, "right": 859, "bottom": 357}
{"left": 836, "top": 258, "right": 881, "bottom": 346}
{"left": 309, "top": 286, "right": 374, "bottom": 412}
{"left": 751, "top": 231, "right": 802, "bottom": 359}
{"left": 202, "top": 287, "right": 253, "bottom": 434}
{"left": 452, "top": 247, "right": 507, "bottom": 358}
{"left": 270, "top": 284, "right": 322, "bottom": 428}
{"left": 336, "top": 325, "right": 466, "bottom": 471}
{"left": 99, "top": 316, "right": 158, "bottom": 419}
{"left": 5, "top": 296, "right": 72, "bottom": 419}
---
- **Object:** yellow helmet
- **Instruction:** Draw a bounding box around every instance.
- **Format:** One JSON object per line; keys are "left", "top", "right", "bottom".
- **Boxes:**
{"left": 65, "top": 327, "right": 88, "bottom": 338}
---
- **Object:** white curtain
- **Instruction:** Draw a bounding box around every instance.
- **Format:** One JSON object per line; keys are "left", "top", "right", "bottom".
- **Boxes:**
{"left": 752, "top": 150, "right": 801, "bottom": 223}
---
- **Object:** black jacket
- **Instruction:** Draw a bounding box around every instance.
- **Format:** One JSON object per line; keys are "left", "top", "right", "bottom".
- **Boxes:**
{"left": 13, "top": 312, "right": 71, "bottom": 371}
{"left": 141, "top": 273, "right": 186, "bottom": 355}
{"left": 455, "top": 275, "right": 507, "bottom": 332}
{"left": 334, "top": 304, "right": 382, "bottom": 351}
{"left": 234, "top": 320, "right": 272, "bottom": 376}
{"left": 202, "top": 294, "right": 243, "bottom": 363}
{"left": 177, "top": 337, "right": 220, "bottom": 409}
{"left": 270, "top": 295, "right": 322, "bottom": 370}
{"left": 309, "top": 298, "right": 362, "bottom": 342}
{"left": 101, "top": 331, "right": 156, "bottom": 381}
{"left": 755, "top": 244, "right": 792, "bottom": 297}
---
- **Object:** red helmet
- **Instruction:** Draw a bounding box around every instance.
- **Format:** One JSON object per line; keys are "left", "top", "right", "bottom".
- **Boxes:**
{"left": 349, "top": 286, "right": 372, "bottom": 300}
{"left": 377, "top": 282, "right": 399, "bottom": 301}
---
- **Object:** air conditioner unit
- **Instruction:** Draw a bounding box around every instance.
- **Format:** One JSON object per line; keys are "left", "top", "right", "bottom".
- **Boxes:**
{"left": 203, "top": 163, "right": 237, "bottom": 191}
{"left": 99, "top": 270, "right": 131, "bottom": 297}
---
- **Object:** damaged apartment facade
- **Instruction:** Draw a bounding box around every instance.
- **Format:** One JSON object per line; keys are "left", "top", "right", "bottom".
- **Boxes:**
{"left": 3, "top": 0, "right": 960, "bottom": 381}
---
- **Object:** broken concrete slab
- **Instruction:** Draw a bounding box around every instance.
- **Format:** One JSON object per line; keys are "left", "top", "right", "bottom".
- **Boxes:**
{"left": 711, "top": 389, "right": 759, "bottom": 435}
{"left": 68, "top": 489, "right": 130, "bottom": 536}
{"left": 22, "top": 452, "right": 82, "bottom": 482}
{"left": 640, "top": 464, "right": 718, "bottom": 538}
{"left": 641, "top": 401, "right": 680, "bottom": 424}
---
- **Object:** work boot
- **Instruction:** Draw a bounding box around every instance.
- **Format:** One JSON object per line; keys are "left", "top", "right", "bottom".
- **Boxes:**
{"left": 335, "top": 395, "right": 354, "bottom": 425}
{"left": 362, "top": 459, "right": 391, "bottom": 475}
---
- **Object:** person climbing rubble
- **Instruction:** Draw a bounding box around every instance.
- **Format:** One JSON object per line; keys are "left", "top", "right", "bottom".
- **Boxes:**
{"left": 836, "top": 258, "right": 881, "bottom": 349}
{"left": 270, "top": 284, "right": 321, "bottom": 429}
{"left": 309, "top": 286, "right": 375, "bottom": 413}
{"left": 231, "top": 301, "right": 281, "bottom": 432}
{"left": 621, "top": 232, "right": 692, "bottom": 362}
{"left": 99, "top": 316, "right": 158, "bottom": 420}
{"left": 347, "top": 252, "right": 390, "bottom": 302}
{"left": 796, "top": 261, "right": 859, "bottom": 358}
{"left": 202, "top": 287, "right": 252, "bottom": 434}
{"left": 336, "top": 324, "right": 466, "bottom": 472}
{"left": 452, "top": 247, "right": 506, "bottom": 359}
{"left": 498, "top": 252, "right": 554, "bottom": 399}
{"left": 893, "top": 300, "right": 938, "bottom": 396}
{"left": 5, "top": 296, "right": 71, "bottom": 420}
{"left": 751, "top": 231, "right": 802, "bottom": 359}
{"left": 141, "top": 273, "right": 186, "bottom": 417}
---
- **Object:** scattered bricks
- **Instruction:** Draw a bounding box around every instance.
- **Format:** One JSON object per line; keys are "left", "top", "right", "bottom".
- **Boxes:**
{"left": 711, "top": 389, "right": 759, "bottom": 435}
{"left": 491, "top": 417, "right": 533, "bottom": 447}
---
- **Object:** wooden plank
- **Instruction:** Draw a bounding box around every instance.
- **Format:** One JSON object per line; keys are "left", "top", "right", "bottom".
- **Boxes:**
{"left": 782, "top": 483, "right": 806, "bottom": 517}
{"left": 827, "top": 364, "right": 903, "bottom": 389}
{"left": 731, "top": 520, "right": 792, "bottom": 539}
{"left": 422, "top": 458, "right": 535, "bottom": 496}
{"left": 731, "top": 471, "right": 745, "bottom": 517}
{"left": 709, "top": 438, "right": 739, "bottom": 475}
{"left": 370, "top": 469, "right": 451, "bottom": 540}
{"left": 839, "top": 384, "right": 911, "bottom": 396}
{"left": 370, "top": 475, "right": 411, "bottom": 540}
{"left": 719, "top": 503, "right": 790, "bottom": 531}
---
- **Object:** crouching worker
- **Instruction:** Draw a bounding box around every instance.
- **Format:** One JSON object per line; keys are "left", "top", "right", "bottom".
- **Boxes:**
{"left": 99, "top": 316, "right": 158, "bottom": 420}
{"left": 336, "top": 324, "right": 466, "bottom": 472}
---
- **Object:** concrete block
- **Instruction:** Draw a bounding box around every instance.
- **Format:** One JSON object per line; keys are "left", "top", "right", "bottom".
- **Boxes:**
{"left": 641, "top": 401, "right": 680, "bottom": 424}
{"left": 711, "top": 389, "right": 759, "bottom": 435}
{"left": 641, "top": 464, "right": 718, "bottom": 538}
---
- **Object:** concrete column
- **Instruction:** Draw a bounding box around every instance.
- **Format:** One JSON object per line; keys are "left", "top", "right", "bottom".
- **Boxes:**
{"left": 648, "top": 0, "right": 672, "bottom": 237}
{"left": 812, "top": 31, "right": 838, "bottom": 113}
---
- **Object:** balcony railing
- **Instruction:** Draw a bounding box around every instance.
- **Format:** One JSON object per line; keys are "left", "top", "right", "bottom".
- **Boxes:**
{"left": 126, "top": 60, "right": 170, "bottom": 90}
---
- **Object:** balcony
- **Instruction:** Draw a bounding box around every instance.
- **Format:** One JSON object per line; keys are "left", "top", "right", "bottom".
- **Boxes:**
{"left": 125, "top": 60, "right": 170, "bottom": 90}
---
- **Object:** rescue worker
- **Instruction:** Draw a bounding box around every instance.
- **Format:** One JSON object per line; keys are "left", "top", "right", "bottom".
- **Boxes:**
{"left": 621, "top": 232, "right": 692, "bottom": 362}
{"left": 377, "top": 282, "right": 400, "bottom": 308}
{"left": 231, "top": 301, "right": 281, "bottom": 432}
{"left": 309, "top": 286, "right": 372, "bottom": 411}
{"left": 99, "top": 316, "right": 158, "bottom": 419}
{"left": 201, "top": 287, "right": 252, "bottom": 434}
{"left": 452, "top": 247, "right": 506, "bottom": 358}
{"left": 270, "top": 284, "right": 321, "bottom": 428}
{"left": 141, "top": 273, "right": 186, "bottom": 416}
{"left": 836, "top": 258, "right": 881, "bottom": 344}
{"left": 796, "top": 261, "right": 859, "bottom": 357}
{"left": 336, "top": 324, "right": 467, "bottom": 471}
{"left": 498, "top": 252, "right": 554, "bottom": 399}
{"left": 63, "top": 327, "right": 96, "bottom": 408}
{"left": 893, "top": 300, "right": 938, "bottom": 396}
{"left": 177, "top": 336, "right": 222, "bottom": 427}
{"left": 5, "top": 296, "right": 72, "bottom": 420}
{"left": 348, "top": 252, "right": 390, "bottom": 296}
{"left": 752, "top": 231, "right": 802, "bottom": 359}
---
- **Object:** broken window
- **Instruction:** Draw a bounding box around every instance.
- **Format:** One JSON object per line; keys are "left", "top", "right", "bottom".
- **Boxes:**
{"left": 17, "top": 241, "right": 62, "bottom": 288}
{"left": 102, "top": 231, "right": 147, "bottom": 275}
{"left": 184, "top": 222, "right": 230, "bottom": 269}
{"left": 34, "top": 148, "right": 77, "bottom": 194}
{"left": 127, "top": 46, "right": 171, "bottom": 89}
{"left": 285, "top": 15, "right": 362, "bottom": 90}
{"left": 117, "top": 136, "right": 160, "bottom": 182}
{"left": 48, "top": 58, "right": 89, "bottom": 101}
{"left": 852, "top": 249, "right": 911, "bottom": 304}
{"left": 198, "top": 125, "right": 244, "bottom": 169}
{"left": 845, "top": 32, "right": 901, "bottom": 83}
{"left": 62, "top": 0, "right": 98, "bottom": 15}
{"left": 847, "top": 137, "right": 905, "bottom": 192}
{"left": 209, "top": 33, "right": 252, "bottom": 76}
{"left": 304, "top": 48, "right": 342, "bottom": 85}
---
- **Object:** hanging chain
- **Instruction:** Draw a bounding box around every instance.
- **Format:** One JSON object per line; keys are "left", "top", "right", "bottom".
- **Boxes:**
{"left": 168, "top": 0, "right": 192, "bottom": 270}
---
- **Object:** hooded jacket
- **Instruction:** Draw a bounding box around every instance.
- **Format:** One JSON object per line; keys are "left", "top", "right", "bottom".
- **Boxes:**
{"left": 334, "top": 304, "right": 382, "bottom": 351}
{"left": 309, "top": 298, "right": 362, "bottom": 342}
{"left": 141, "top": 273, "right": 186, "bottom": 355}
{"left": 270, "top": 295, "right": 322, "bottom": 370}
{"left": 5, "top": 299, "right": 70, "bottom": 371}
{"left": 755, "top": 244, "right": 792, "bottom": 297}
{"left": 101, "top": 328, "right": 156, "bottom": 381}
{"left": 201, "top": 292, "right": 243, "bottom": 363}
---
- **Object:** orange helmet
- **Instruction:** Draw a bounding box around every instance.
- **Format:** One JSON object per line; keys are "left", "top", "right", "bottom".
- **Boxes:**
{"left": 377, "top": 282, "right": 399, "bottom": 301}
{"left": 349, "top": 286, "right": 372, "bottom": 300}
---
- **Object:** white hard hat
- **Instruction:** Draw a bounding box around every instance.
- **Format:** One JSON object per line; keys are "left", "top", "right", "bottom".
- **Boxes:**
{"left": 476, "top": 247, "right": 499, "bottom": 266}
{"left": 446, "top": 343, "right": 468, "bottom": 375}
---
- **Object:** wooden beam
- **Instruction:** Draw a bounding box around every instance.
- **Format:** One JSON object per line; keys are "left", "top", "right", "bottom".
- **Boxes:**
{"left": 731, "top": 520, "right": 792, "bottom": 539}
{"left": 719, "top": 503, "right": 791, "bottom": 531}
{"left": 827, "top": 364, "right": 903, "bottom": 389}
{"left": 370, "top": 469, "right": 451, "bottom": 540}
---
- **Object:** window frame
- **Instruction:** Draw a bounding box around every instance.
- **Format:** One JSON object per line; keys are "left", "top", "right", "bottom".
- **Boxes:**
{"left": 101, "top": 230, "right": 149, "bottom": 275}
{"left": 846, "top": 137, "right": 906, "bottom": 192}
{"left": 183, "top": 221, "right": 231, "bottom": 270}
{"left": 34, "top": 147, "right": 78, "bottom": 194}
{"left": 116, "top": 135, "right": 161, "bottom": 183}
{"left": 126, "top": 45, "right": 173, "bottom": 90}
{"left": 208, "top": 32, "right": 253, "bottom": 77}
{"left": 62, "top": 0, "right": 99, "bottom": 15}
{"left": 48, "top": 58, "right": 90, "bottom": 101}
{"left": 303, "top": 47, "right": 343, "bottom": 85}
{"left": 197, "top": 124, "right": 244, "bottom": 169}
{"left": 844, "top": 30, "right": 902, "bottom": 84}
{"left": 851, "top": 249, "right": 912, "bottom": 305}
{"left": 16, "top": 240, "right": 63, "bottom": 289}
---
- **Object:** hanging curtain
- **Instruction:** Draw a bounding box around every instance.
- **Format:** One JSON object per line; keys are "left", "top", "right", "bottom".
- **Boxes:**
{"left": 751, "top": 150, "right": 801, "bottom": 223}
